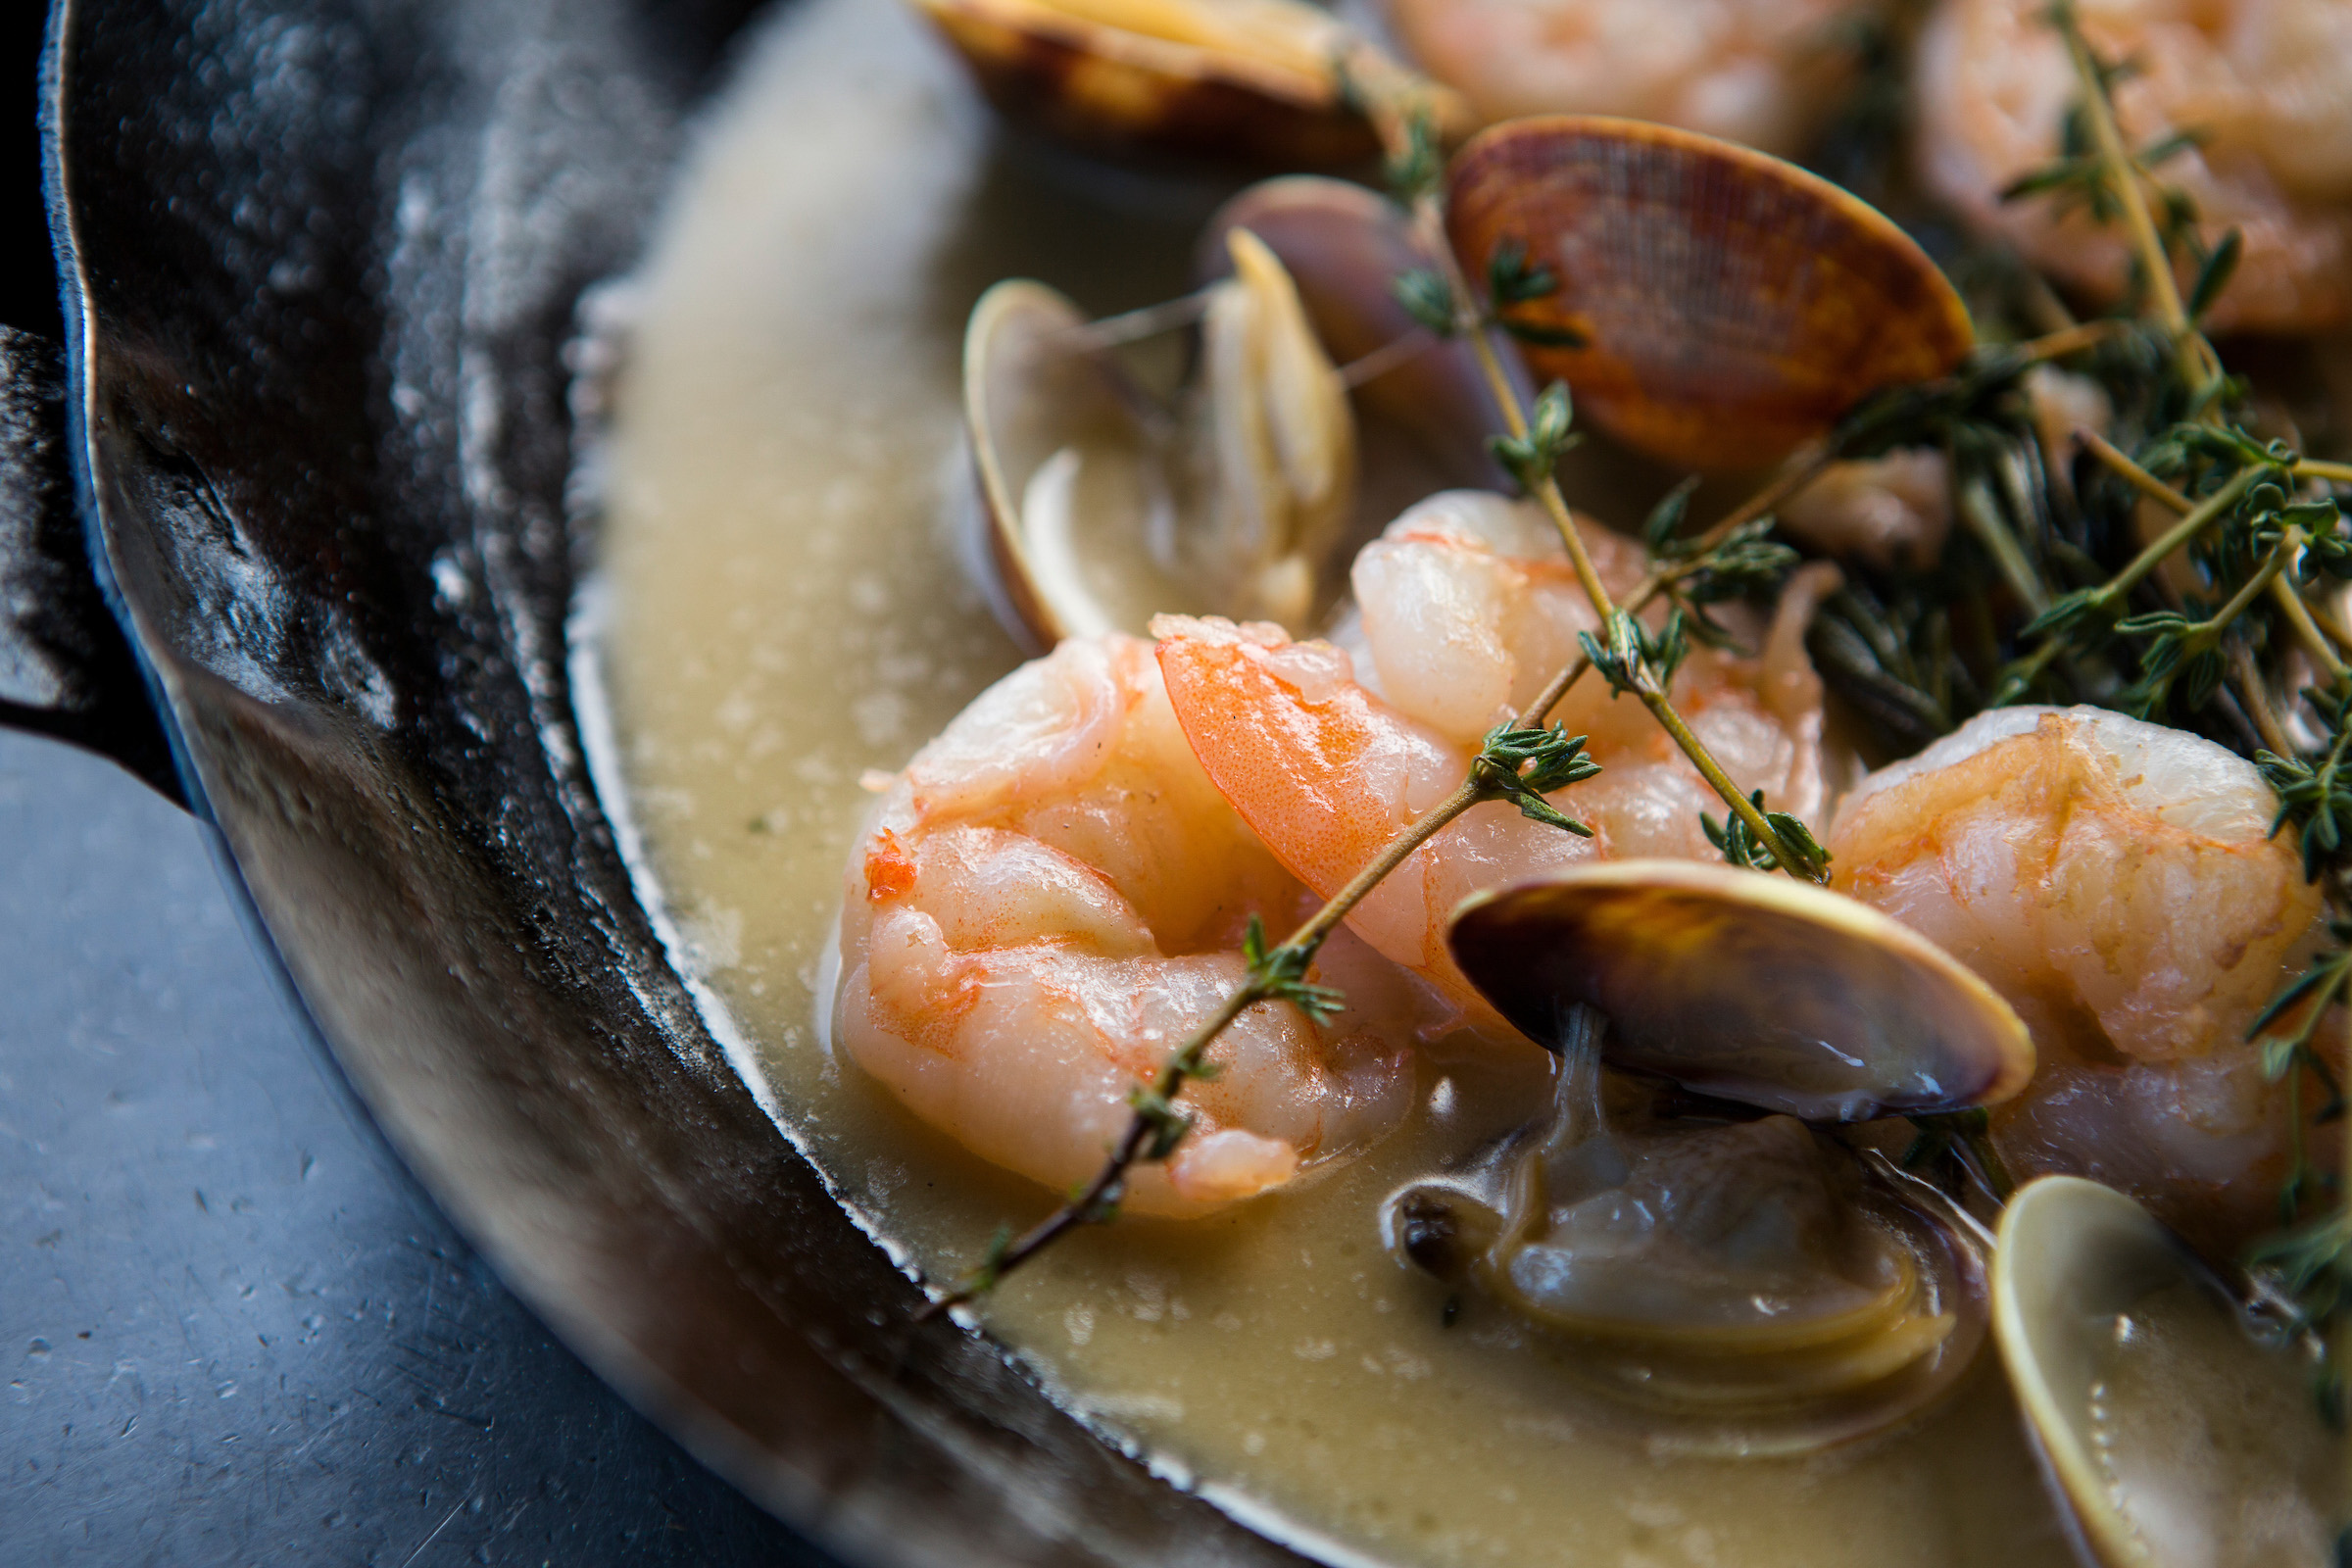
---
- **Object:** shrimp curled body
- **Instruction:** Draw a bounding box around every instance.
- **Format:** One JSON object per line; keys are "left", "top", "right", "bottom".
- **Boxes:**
{"left": 1385, "top": 0, "right": 1875, "bottom": 156}
{"left": 836, "top": 633, "right": 1421, "bottom": 1215}
{"left": 1156, "top": 491, "right": 1838, "bottom": 1026}
{"left": 1830, "top": 705, "right": 2328, "bottom": 1243}
{"left": 1916, "top": 0, "right": 2352, "bottom": 333}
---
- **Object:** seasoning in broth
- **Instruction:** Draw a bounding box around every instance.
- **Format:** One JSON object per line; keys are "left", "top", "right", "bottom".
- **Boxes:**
{"left": 593, "top": 0, "right": 2352, "bottom": 1562}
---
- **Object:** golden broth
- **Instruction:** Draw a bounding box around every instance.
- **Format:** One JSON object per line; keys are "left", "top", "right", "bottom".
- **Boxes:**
{"left": 592, "top": 0, "right": 2079, "bottom": 1560}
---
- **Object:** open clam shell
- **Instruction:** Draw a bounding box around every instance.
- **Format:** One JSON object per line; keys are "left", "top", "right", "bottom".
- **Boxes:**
{"left": 965, "top": 278, "right": 1184, "bottom": 644}
{"left": 1200, "top": 175, "right": 1521, "bottom": 491}
{"left": 964, "top": 231, "right": 1354, "bottom": 644}
{"left": 1445, "top": 116, "right": 1973, "bottom": 471}
{"left": 910, "top": 0, "right": 1462, "bottom": 169}
{"left": 1992, "top": 1177, "right": 2345, "bottom": 1567}
{"left": 1446, "top": 859, "right": 2034, "bottom": 1122}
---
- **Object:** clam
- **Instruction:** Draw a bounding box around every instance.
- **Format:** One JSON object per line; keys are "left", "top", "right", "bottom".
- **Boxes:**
{"left": 1378, "top": 859, "right": 2039, "bottom": 1446}
{"left": 1199, "top": 175, "right": 1524, "bottom": 495}
{"left": 1445, "top": 116, "right": 1974, "bottom": 472}
{"left": 965, "top": 226, "right": 1354, "bottom": 643}
{"left": 909, "top": 0, "right": 1466, "bottom": 169}
{"left": 1446, "top": 859, "right": 2034, "bottom": 1122}
{"left": 1993, "top": 1176, "right": 2346, "bottom": 1567}
{"left": 1387, "top": 1004, "right": 1990, "bottom": 1451}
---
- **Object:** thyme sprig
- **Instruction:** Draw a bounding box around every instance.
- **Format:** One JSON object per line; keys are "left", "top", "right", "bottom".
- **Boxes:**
{"left": 1401, "top": 181, "right": 1831, "bottom": 883}
{"left": 923, "top": 250, "right": 1845, "bottom": 1314}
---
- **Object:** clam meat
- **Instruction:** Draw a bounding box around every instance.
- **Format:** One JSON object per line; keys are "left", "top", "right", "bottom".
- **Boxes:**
{"left": 1389, "top": 1005, "right": 1988, "bottom": 1451}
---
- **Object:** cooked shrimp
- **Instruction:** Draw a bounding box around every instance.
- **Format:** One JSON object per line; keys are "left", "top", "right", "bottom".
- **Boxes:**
{"left": 836, "top": 633, "right": 1423, "bottom": 1214}
{"left": 1916, "top": 0, "right": 2352, "bottom": 333}
{"left": 1154, "top": 491, "right": 1840, "bottom": 1020}
{"left": 1778, "top": 449, "right": 1952, "bottom": 571}
{"left": 1828, "top": 704, "right": 2328, "bottom": 1244}
{"left": 1384, "top": 0, "right": 1876, "bottom": 156}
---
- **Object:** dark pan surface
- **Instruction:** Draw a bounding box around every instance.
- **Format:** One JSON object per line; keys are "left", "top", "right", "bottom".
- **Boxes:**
{"left": 47, "top": 0, "right": 1312, "bottom": 1560}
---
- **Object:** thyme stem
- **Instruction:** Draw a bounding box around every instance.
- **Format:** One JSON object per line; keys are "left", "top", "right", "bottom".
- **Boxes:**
{"left": 1700, "top": 441, "right": 1838, "bottom": 549}
{"left": 916, "top": 980, "right": 1262, "bottom": 1323}
{"left": 2011, "top": 318, "right": 2126, "bottom": 363}
{"left": 2050, "top": 1, "right": 2224, "bottom": 395}
{"left": 1410, "top": 192, "right": 1826, "bottom": 882}
{"left": 2054, "top": 1, "right": 2183, "bottom": 335}
{"left": 1284, "top": 778, "right": 1484, "bottom": 957}
{"left": 1338, "top": 328, "right": 1437, "bottom": 390}
{"left": 2201, "top": 533, "right": 2297, "bottom": 642}
{"left": 2077, "top": 427, "right": 2191, "bottom": 512}
{"left": 2082, "top": 428, "right": 2347, "bottom": 519}
{"left": 2077, "top": 432, "right": 2351, "bottom": 681}
{"left": 2094, "top": 466, "right": 2260, "bottom": 612}
{"left": 2229, "top": 640, "right": 2299, "bottom": 759}
{"left": 2274, "top": 577, "right": 2352, "bottom": 687}
{"left": 1076, "top": 290, "right": 1212, "bottom": 348}
{"left": 2305, "top": 596, "right": 2352, "bottom": 661}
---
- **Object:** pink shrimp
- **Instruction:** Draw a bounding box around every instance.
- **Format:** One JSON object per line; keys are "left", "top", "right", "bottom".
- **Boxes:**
{"left": 1154, "top": 491, "right": 1841, "bottom": 1023}
{"left": 1916, "top": 0, "right": 2352, "bottom": 333}
{"left": 1385, "top": 0, "right": 1879, "bottom": 157}
{"left": 835, "top": 632, "right": 1425, "bottom": 1214}
{"left": 1829, "top": 704, "right": 2329, "bottom": 1246}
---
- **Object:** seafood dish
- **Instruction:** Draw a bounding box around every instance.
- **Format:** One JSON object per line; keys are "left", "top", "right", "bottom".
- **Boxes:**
{"left": 589, "top": 0, "right": 2352, "bottom": 1561}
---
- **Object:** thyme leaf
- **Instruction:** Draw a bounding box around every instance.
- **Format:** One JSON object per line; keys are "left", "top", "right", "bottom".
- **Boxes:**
{"left": 1487, "top": 381, "right": 1579, "bottom": 489}
{"left": 1393, "top": 268, "right": 1457, "bottom": 338}
{"left": 1579, "top": 607, "right": 1689, "bottom": 698}
{"left": 1472, "top": 721, "right": 1602, "bottom": 835}
{"left": 1701, "top": 790, "right": 1832, "bottom": 880}
{"left": 1243, "top": 912, "right": 1348, "bottom": 1025}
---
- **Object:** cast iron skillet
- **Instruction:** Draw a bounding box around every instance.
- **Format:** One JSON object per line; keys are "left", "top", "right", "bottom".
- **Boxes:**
{"left": 5, "top": 2, "right": 1316, "bottom": 1562}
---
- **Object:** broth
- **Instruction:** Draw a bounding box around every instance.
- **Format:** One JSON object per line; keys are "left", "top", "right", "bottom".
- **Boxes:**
{"left": 591, "top": 0, "right": 2078, "bottom": 1560}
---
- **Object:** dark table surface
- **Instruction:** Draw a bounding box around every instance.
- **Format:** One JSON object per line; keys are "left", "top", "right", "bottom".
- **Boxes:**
{"left": 0, "top": 727, "right": 832, "bottom": 1565}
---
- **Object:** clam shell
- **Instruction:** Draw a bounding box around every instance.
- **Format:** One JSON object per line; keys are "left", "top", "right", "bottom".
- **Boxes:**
{"left": 964, "top": 278, "right": 1190, "bottom": 645}
{"left": 1446, "top": 858, "right": 2034, "bottom": 1121}
{"left": 964, "top": 248, "right": 1354, "bottom": 644}
{"left": 1200, "top": 175, "right": 1519, "bottom": 489}
{"left": 911, "top": 0, "right": 1433, "bottom": 168}
{"left": 1445, "top": 116, "right": 1972, "bottom": 471}
{"left": 1992, "top": 1177, "right": 2346, "bottom": 1567}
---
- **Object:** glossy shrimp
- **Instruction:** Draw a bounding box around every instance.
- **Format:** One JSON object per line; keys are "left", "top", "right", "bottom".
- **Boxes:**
{"left": 835, "top": 633, "right": 1424, "bottom": 1215}
{"left": 1384, "top": 0, "right": 1878, "bottom": 156}
{"left": 1916, "top": 0, "right": 2352, "bottom": 333}
{"left": 1155, "top": 490, "right": 1841, "bottom": 1023}
{"left": 1828, "top": 704, "right": 2328, "bottom": 1243}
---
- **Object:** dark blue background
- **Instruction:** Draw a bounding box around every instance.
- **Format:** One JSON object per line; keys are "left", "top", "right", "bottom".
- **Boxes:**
{"left": 2, "top": 14, "right": 829, "bottom": 1564}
